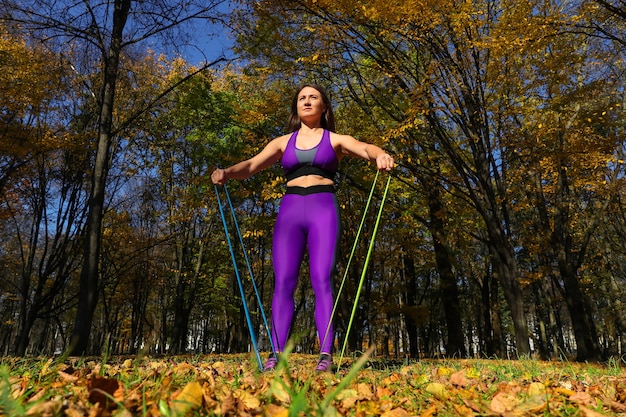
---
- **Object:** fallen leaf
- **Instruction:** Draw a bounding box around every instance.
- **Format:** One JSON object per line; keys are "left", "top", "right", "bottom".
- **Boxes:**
{"left": 425, "top": 382, "right": 449, "bottom": 401}
{"left": 25, "top": 399, "right": 63, "bottom": 416}
{"left": 466, "top": 367, "right": 480, "bottom": 379}
{"left": 234, "top": 388, "right": 261, "bottom": 409}
{"left": 219, "top": 393, "right": 237, "bottom": 415}
{"left": 419, "top": 404, "right": 438, "bottom": 417}
{"left": 608, "top": 399, "right": 626, "bottom": 413}
{"left": 39, "top": 358, "right": 53, "bottom": 378}
{"left": 517, "top": 394, "right": 546, "bottom": 414}
{"left": 569, "top": 391, "right": 595, "bottom": 406}
{"left": 377, "top": 385, "right": 394, "bottom": 399}
{"left": 528, "top": 382, "right": 546, "bottom": 396}
{"left": 450, "top": 370, "right": 469, "bottom": 387}
{"left": 336, "top": 389, "right": 359, "bottom": 400}
{"left": 112, "top": 409, "right": 134, "bottom": 417}
{"left": 172, "top": 362, "right": 196, "bottom": 377}
{"left": 452, "top": 403, "right": 474, "bottom": 417}
{"left": 490, "top": 392, "right": 519, "bottom": 414}
{"left": 356, "top": 382, "right": 373, "bottom": 398}
{"left": 554, "top": 387, "right": 575, "bottom": 396}
{"left": 414, "top": 374, "right": 430, "bottom": 386}
{"left": 337, "top": 389, "right": 359, "bottom": 408}
{"left": 356, "top": 400, "right": 381, "bottom": 417}
{"left": 579, "top": 405, "right": 609, "bottom": 417}
{"left": 381, "top": 406, "right": 411, "bottom": 417}
{"left": 270, "top": 379, "right": 291, "bottom": 404}
{"left": 171, "top": 381, "right": 203, "bottom": 417}
{"left": 436, "top": 367, "right": 453, "bottom": 377}
{"left": 322, "top": 405, "right": 342, "bottom": 417}
{"left": 264, "top": 403, "right": 289, "bottom": 417}
{"left": 382, "top": 373, "right": 401, "bottom": 384}
{"left": 88, "top": 376, "right": 124, "bottom": 410}
{"left": 58, "top": 370, "right": 79, "bottom": 384}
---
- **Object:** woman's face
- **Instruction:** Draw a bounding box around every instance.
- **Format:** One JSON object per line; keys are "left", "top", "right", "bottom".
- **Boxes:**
{"left": 296, "top": 86, "right": 327, "bottom": 122}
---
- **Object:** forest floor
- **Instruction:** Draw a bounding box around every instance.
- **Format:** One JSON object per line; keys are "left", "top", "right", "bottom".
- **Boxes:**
{"left": 1, "top": 350, "right": 626, "bottom": 416}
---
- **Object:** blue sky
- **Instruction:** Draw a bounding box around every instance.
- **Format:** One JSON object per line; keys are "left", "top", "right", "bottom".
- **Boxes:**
{"left": 178, "top": 4, "right": 237, "bottom": 66}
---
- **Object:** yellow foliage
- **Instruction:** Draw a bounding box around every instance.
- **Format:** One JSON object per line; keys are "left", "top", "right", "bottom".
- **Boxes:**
{"left": 0, "top": 28, "right": 69, "bottom": 157}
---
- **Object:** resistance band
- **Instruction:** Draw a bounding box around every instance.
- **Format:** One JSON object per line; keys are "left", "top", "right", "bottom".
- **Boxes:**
{"left": 214, "top": 184, "right": 267, "bottom": 369}
{"left": 321, "top": 170, "right": 380, "bottom": 354}
{"left": 221, "top": 185, "right": 276, "bottom": 356}
{"left": 337, "top": 173, "right": 392, "bottom": 369}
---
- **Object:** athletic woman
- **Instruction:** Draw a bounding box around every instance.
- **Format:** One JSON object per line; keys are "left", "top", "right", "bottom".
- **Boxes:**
{"left": 211, "top": 84, "right": 394, "bottom": 371}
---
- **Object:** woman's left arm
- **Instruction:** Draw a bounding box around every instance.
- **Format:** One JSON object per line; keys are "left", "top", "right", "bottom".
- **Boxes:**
{"left": 334, "top": 133, "right": 394, "bottom": 171}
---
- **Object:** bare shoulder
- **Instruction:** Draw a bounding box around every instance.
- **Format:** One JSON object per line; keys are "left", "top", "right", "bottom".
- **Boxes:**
{"left": 330, "top": 131, "right": 358, "bottom": 144}
{"left": 329, "top": 131, "right": 363, "bottom": 154}
{"left": 268, "top": 132, "right": 292, "bottom": 152}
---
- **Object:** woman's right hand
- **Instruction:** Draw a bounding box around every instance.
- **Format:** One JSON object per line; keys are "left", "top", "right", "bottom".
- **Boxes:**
{"left": 211, "top": 168, "right": 227, "bottom": 185}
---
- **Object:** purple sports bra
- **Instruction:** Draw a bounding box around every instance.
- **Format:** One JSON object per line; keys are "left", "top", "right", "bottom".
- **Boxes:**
{"left": 282, "top": 129, "right": 339, "bottom": 181}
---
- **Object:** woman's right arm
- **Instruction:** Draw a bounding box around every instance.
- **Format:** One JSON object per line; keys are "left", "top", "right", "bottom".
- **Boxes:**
{"left": 211, "top": 136, "right": 287, "bottom": 184}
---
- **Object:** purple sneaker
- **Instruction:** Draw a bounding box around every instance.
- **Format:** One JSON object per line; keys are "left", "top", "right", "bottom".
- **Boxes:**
{"left": 263, "top": 355, "right": 278, "bottom": 372}
{"left": 315, "top": 353, "right": 333, "bottom": 372}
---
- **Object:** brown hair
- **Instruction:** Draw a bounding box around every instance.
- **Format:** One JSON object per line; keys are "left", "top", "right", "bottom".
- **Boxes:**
{"left": 286, "top": 84, "right": 336, "bottom": 133}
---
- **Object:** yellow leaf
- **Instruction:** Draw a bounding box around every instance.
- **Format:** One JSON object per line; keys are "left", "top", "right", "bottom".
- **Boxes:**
{"left": 436, "top": 366, "right": 453, "bottom": 376}
{"left": 527, "top": 381, "right": 546, "bottom": 396}
{"left": 466, "top": 367, "right": 480, "bottom": 379}
{"left": 171, "top": 381, "right": 204, "bottom": 417}
{"left": 554, "top": 387, "right": 575, "bottom": 396}
{"left": 415, "top": 373, "right": 430, "bottom": 385}
{"left": 425, "top": 382, "right": 449, "bottom": 400}
{"left": 381, "top": 407, "right": 411, "bottom": 417}
{"left": 335, "top": 388, "right": 358, "bottom": 400}
{"left": 234, "top": 388, "right": 261, "bottom": 409}
{"left": 270, "top": 379, "right": 291, "bottom": 404}
{"left": 39, "top": 358, "right": 53, "bottom": 377}
{"left": 264, "top": 404, "right": 289, "bottom": 417}
{"left": 517, "top": 394, "right": 547, "bottom": 414}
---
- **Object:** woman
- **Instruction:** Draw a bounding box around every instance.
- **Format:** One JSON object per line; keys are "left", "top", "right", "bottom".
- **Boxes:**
{"left": 211, "top": 84, "right": 394, "bottom": 372}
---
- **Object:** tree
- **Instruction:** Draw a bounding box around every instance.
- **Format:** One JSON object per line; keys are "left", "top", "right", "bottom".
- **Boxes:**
{"left": 483, "top": 0, "right": 624, "bottom": 361}
{"left": 0, "top": 27, "right": 64, "bottom": 199}
{"left": 0, "top": 26, "right": 90, "bottom": 356}
{"left": 2, "top": 0, "right": 228, "bottom": 354}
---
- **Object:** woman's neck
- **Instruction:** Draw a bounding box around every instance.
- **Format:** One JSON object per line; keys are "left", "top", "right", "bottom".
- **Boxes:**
{"left": 300, "top": 121, "right": 323, "bottom": 133}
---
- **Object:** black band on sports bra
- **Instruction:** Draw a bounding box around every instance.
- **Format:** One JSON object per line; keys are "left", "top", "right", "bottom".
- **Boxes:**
{"left": 285, "top": 165, "right": 335, "bottom": 182}
{"left": 285, "top": 185, "right": 335, "bottom": 195}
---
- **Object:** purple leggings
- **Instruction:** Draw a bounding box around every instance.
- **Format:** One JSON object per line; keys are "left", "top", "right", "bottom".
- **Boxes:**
{"left": 271, "top": 186, "right": 340, "bottom": 354}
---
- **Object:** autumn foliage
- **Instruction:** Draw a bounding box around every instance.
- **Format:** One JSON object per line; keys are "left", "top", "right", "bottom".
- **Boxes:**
{"left": 3, "top": 354, "right": 626, "bottom": 416}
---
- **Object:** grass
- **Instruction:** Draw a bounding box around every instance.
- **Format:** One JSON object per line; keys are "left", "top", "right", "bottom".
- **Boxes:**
{"left": 1, "top": 351, "right": 626, "bottom": 416}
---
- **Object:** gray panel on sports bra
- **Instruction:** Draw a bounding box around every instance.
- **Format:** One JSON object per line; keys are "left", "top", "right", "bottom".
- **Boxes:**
{"left": 295, "top": 147, "right": 318, "bottom": 164}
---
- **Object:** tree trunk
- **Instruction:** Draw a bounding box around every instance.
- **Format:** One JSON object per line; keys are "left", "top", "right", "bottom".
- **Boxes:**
{"left": 402, "top": 254, "right": 420, "bottom": 359}
{"left": 424, "top": 178, "right": 466, "bottom": 358}
{"left": 170, "top": 299, "right": 192, "bottom": 354}
{"left": 490, "top": 243, "right": 531, "bottom": 357}
{"left": 556, "top": 268, "right": 601, "bottom": 361}
{"left": 532, "top": 281, "right": 551, "bottom": 360}
{"left": 70, "top": 0, "right": 131, "bottom": 356}
{"left": 552, "top": 165, "right": 601, "bottom": 362}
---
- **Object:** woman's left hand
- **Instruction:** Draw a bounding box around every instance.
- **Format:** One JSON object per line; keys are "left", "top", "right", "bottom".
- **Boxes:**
{"left": 376, "top": 153, "right": 395, "bottom": 171}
